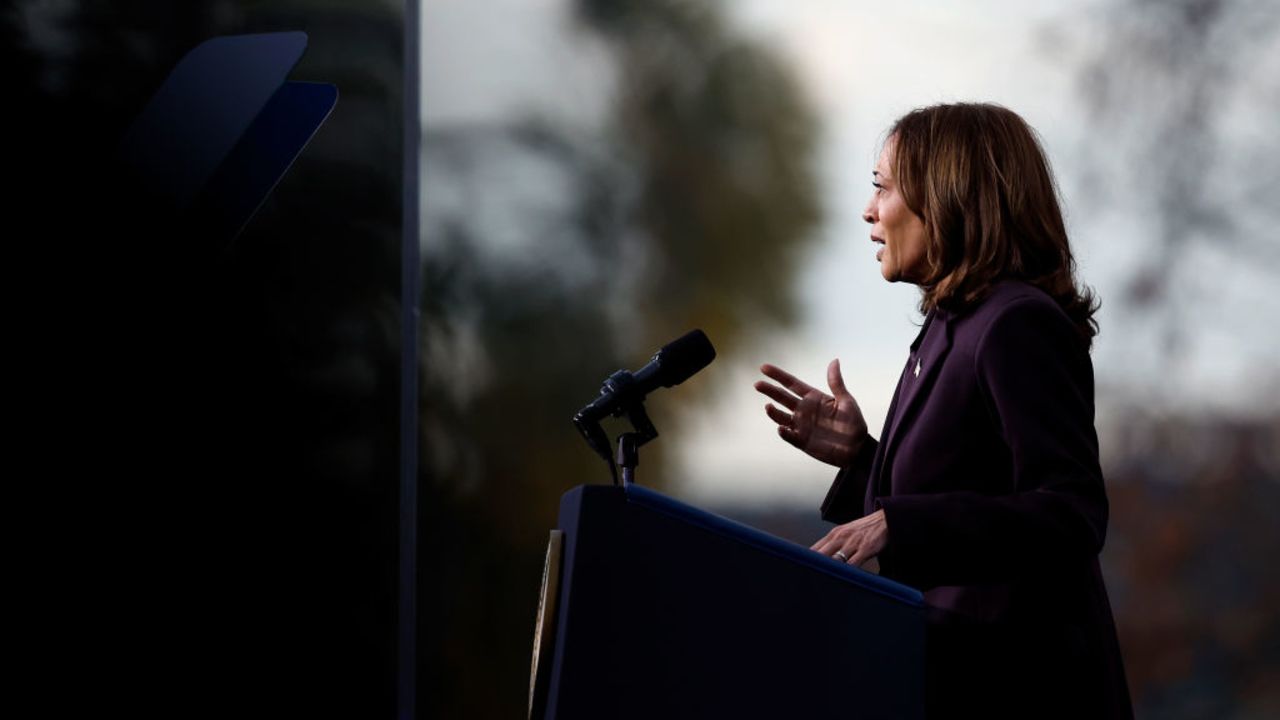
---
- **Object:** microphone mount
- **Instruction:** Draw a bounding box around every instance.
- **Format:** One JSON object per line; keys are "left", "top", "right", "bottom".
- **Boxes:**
{"left": 574, "top": 369, "right": 659, "bottom": 486}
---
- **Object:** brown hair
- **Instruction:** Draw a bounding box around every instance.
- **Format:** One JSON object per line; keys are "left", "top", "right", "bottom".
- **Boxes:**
{"left": 887, "top": 103, "right": 1099, "bottom": 347}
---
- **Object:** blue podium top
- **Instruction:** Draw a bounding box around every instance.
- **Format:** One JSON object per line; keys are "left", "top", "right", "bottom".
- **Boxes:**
{"left": 623, "top": 483, "right": 923, "bottom": 607}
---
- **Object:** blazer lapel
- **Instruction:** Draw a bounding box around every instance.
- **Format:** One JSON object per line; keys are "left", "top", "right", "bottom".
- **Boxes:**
{"left": 873, "top": 309, "right": 954, "bottom": 496}
{"left": 863, "top": 359, "right": 909, "bottom": 513}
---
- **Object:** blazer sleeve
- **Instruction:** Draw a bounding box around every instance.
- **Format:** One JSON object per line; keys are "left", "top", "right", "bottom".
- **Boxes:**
{"left": 819, "top": 436, "right": 878, "bottom": 524}
{"left": 875, "top": 298, "right": 1108, "bottom": 589}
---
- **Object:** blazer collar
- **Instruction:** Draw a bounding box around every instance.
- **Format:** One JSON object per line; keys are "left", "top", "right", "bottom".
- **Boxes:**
{"left": 874, "top": 308, "right": 955, "bottom": 495}
{"left": 909, "top": 308, "right": 936, "bottom": 354}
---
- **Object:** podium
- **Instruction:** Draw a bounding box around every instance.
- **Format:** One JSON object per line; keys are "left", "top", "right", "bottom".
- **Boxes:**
{"left": 530, "top": 484, "right": 925, "bottom": 719}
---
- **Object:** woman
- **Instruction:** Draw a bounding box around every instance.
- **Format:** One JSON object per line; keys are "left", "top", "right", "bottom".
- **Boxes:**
{"left": 755, "top": 103, "right": 1132, "bottom": 718}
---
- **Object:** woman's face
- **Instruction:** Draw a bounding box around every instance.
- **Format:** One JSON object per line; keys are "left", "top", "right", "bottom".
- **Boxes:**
{"left": 863, "top": 140, "right": 929, "bottom": 284}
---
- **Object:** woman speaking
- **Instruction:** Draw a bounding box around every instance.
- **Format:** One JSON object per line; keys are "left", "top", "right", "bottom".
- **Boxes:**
{"left": 755, "top": 103, "right": 1132, "bottom": 718}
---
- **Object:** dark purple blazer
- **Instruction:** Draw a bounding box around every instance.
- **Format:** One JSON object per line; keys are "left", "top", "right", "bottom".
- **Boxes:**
{"left": 821, "top": 280, "right": 1133, "bottom": 719}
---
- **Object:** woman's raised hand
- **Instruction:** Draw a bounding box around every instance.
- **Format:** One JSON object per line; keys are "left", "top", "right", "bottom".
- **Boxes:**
{"left": 754, "top": 359, "right": 869, "bottom": 468}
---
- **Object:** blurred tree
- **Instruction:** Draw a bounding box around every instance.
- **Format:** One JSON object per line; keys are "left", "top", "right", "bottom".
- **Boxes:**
{"left": 1069, "top": 3, "right": 1280, "bottom": 716}
{"left": 418, "top": 0, "right": 822, "bottom": 716}
{"left": 1104, "top": 412, "right": 1280, "bottom": 719}
{"left": 1073, "top": 0, "right": 1280, "bottom": 386}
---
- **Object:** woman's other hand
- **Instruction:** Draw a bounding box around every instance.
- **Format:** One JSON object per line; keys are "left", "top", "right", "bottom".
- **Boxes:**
{"left": 812, "top": 509, "right": 888, "bottom": 572}
{"left": 754, "top": 359, "right": 869, "bottom": 468}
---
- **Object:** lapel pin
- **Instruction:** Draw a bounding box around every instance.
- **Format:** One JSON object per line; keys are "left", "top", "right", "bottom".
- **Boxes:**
{"left": 913, "top": 359, "right": 921, "bottom": 377}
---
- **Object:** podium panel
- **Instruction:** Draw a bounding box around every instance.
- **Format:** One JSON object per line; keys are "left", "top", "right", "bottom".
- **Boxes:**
{"left": 537, "top": 484, "right": 925, "bottom": 719}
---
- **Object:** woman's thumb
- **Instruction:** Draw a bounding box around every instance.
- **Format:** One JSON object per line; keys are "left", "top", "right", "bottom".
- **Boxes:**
{"left": 827, "top": 358, "right": 850, "bottom": 398}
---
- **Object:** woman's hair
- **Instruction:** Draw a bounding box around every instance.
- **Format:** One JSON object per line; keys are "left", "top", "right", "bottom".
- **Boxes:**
{"left": 887, "top": 102, "right": 1099, "bottom": 347}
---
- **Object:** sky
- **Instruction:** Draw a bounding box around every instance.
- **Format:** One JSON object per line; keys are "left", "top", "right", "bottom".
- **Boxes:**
{"left": 422, "top": 0, "right": 1280, "bottom": 507}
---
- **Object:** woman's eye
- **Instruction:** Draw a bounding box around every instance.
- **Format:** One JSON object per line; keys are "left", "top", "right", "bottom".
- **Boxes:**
{"left": 872, "top": 181, "right": 885, "bottom": 194}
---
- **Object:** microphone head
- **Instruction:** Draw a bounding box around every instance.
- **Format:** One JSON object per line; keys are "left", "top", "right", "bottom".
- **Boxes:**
{"left": 655, "top": 329, "right": 716, "bottom": 387}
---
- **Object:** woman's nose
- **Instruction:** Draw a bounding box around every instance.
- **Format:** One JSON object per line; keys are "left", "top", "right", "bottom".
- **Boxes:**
{"left": 862, "top": 199, "right": 876, "bottom": 224}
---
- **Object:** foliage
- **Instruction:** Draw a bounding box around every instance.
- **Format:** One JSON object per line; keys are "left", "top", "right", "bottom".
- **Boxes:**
{"left": 418, "top": 1, "right": 822, "bottom": 715}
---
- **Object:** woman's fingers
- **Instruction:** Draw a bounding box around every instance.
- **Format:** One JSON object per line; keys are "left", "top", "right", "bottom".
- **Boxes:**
{"left": 764, "top": 403, "right": 794, "bottom": 427}
{"left": 848, "top": 547, "right": 870, "bottom": 567}
{"left": 769, "top": 405, "right": 807, "bottom": 448}
{"left": 811, "top": 520, "right": 883, "bottom": 568}
{"left": 810, "top": 530, "right": 836, "bottom": 553}
{"left": 777, "top": 425, "right": 803, "bottom": 448}
{"left": 833, "top": 544, "right": 858, "bottom": 565}
{"left": 753, "top": 380, "right": 799, "bottom": 411}
{"left": 759, "top": 363, "right": 859, "bottom": 467}
{"left": 760, "top": 363, "right": 818, "bottom": 397}
{"left": 813, "top": 530, "right": 852, "bottom": 558}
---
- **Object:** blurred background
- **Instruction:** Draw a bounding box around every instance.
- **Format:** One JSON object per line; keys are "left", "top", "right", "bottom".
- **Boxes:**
{"left": 10, "top": 0, "right": 1278, "bottom": 717}
{"left": 424, "top": 1, "right": 1280, "bottom": 718}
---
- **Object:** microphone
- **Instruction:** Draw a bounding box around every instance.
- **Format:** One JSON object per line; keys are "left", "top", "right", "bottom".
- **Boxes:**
{"left": 573, "top": 330, "right": 716, "bottom": 473}
{"left": 574, "top": 330, "right": 716, "bottom": 426}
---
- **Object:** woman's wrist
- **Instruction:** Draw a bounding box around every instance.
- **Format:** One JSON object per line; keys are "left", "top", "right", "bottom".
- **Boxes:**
{"left": 848, "top": 430, "right": 871, "bottom": 461}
